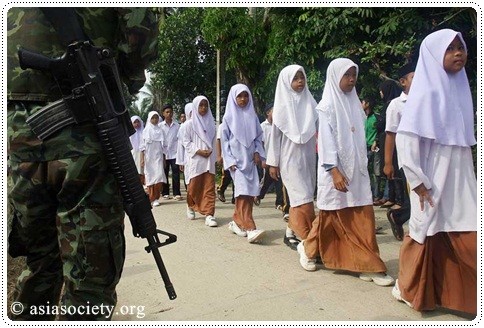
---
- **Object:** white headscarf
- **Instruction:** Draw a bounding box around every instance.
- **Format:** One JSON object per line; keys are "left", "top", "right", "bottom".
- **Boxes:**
{"left": 223, "top": 84, "right": 262, "bottom": 148}
{"left": 130, "top": 115, "right": 144, "bottom": 151}
{"left": 143, "top": 111, "right": 164, "bottom": 142}
{"left": 316, "top": 58, "right": 367, "bottom": 179}
{"left": 398, "top": 29, "right": 476, "bottom": 147}
{"left": 184, "top": 102, "right": 193, "bottom": 119}
{"left": 192, "top": 96, "right": 216, "bottom": 149}
{"left": 272, "top": 65, "right": 317, "bottom": 144}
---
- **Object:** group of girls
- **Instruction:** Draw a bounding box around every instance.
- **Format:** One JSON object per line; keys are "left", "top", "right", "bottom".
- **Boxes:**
{"left": 132, "top": 28, "right": 476, "bottom": 316}
{"left": 130, "top": 111, "right": 166, "bottom": 207}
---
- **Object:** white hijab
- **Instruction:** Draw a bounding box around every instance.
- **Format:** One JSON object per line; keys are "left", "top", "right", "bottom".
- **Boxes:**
{"left": 316, "top": 58, "right": 367, "bottom": 179}
{"left": 223, "top": 84, "right": 262, "bottom": 148}
{"left": 129, "top": 115, "right": 144, "bottom": 151}
{"left": 272, "top": 65, "right": 317, "bottom": 144}
{"left": 398, "top": 29, "right": 475, "bottom": 147}
{"left": 184, "top": 102, "right": 193, "bottom": 119}
{"left": 192, "top": 96, "right": 216, "bottom": 149}
{"left": 143, "top": 111, "right": 164, "bottom": 142}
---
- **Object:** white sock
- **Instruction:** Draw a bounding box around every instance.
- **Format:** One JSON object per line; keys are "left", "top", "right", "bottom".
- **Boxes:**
{"left": 286, "top": 227, "right": 295, "bottom": 238}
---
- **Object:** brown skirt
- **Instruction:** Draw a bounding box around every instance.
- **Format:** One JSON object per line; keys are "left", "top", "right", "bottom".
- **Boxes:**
{"left": 147, "top": 182, "right": 162, "bottom": 202}
{"left": 288, "top": 202, "right": 315, "bottom": 239}
{"left": 305, "top": 205, "right": 387, "bottom": 273}
{"left": 398, "top": 231, "right": 477, "bottom": 315}
{"left": 187, "top": 172, "right": 215, "bottom": 216}
{"left": 233, "top": 195, "right": 256, "bottom": 231}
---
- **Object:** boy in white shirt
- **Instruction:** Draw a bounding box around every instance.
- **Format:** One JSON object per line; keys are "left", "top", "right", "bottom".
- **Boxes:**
{"left": 160, "top": 104, "right": 182, "bottom": 200}
{"left": 383, "top": 62, "right": 416, "bottom": 240}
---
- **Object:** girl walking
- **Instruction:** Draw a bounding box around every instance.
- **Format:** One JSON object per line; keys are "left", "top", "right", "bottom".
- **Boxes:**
{"left": 130, "top": 115, "right": 145, "bottom": 185}
{"left": 266, "top": 64, "right": 318, "bottom": 250}
{"left": 297, "top": 58, "right": 394, "bottom": 288}
{"left": 221, "top": 84, "right": 266, "bottom": 243}
{"left": 182, "top": 96, "right": 218, "bottom": 227}
{"left": 393, "top": 29, "right": 477, "bottom": 315}
{"left": 141, "top": 111, "right": 166, "bottom": 207}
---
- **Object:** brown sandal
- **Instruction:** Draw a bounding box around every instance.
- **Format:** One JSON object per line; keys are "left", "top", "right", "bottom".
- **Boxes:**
{"left": 387, "top": 210, "right": 404, "bottom": 241}
{"left": 380, "top": 201, "right": 395, "bottom": 208}
{"left": 373, "top": 198, "right": 387, "bottom": 206}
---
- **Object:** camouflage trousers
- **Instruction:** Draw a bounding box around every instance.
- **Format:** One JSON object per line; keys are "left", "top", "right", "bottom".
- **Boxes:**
{"left": 8, "top": 153, "right": 125, "bottom": 320}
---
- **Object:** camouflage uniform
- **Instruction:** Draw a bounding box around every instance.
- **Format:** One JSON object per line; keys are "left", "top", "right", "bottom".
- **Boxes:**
{"left": 7, "top": 8, "right": 158, "bottom": 320}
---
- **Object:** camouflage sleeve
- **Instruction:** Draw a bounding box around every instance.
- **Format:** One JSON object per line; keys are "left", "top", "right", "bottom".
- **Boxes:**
{"left": 115, "top": 8, "right": 159, "bottom": 95}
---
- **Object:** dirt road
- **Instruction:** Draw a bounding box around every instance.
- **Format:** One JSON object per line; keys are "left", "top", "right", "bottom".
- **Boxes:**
{"left": 112, "top": 192, "right": 474, "bottom": 322}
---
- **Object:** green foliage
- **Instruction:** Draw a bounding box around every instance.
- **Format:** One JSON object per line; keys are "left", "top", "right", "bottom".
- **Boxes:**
{"left": 122, "top": 84, "right": 137, "bottom": 110}
{"left": 136, "top": 82, "right": 163, "bottom": 113}
{"left": 149, "top": 7, "right": 476, "bottom": 120}
{"left": 149, "top": 8, "right": 216, "bottom": 116}
{"left": 128, "top": 97, "right": 152, "bottom": 123}
{"left": 201, "top": 8, "right": 269, "bottom": 113}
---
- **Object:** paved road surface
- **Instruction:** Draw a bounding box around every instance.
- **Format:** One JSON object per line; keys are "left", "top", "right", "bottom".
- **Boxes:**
{"left": 113, "top": 191, "right": 476, "bottom": 322}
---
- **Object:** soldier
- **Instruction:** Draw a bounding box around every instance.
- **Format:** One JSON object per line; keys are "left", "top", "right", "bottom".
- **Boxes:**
{"left": 7, "top": 8, "right": 158, "bottom": 320}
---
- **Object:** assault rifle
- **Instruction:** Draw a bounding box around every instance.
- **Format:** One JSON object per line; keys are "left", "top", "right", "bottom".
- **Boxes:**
{"left": 19, "top": 40, "right": 177, "bottom": 300}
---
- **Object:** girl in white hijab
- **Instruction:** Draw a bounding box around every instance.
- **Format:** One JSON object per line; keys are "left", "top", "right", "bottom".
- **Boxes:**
{"left": 182, "top": 96, "right": 218, "bottom": 227}
{"left": 141, "top": 111, "right": 166, "bottom": 207}
{"left": 130, "top": 115, "right": 145, "bottom": 185}
{"left": 176, "top": 103, "right": 193, "bottom": 189}
{"left": 265, "top": 64, "right": 318, "bottom": 250}
{"left": 221, "top": 84, "right": 266, "bottom": 243}
{"left": 393, "top": 29, "right": 476, "bottom": 315}
{"left": 297, "top": 58, "right": 394, "bottom": 288}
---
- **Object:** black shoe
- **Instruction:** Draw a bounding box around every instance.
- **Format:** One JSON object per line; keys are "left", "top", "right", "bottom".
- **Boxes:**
{"left": 217, "top": 191, "right": 226, "bottom": 203}
{"left": 283, "top": 235, "right": 300, "bottom": 250}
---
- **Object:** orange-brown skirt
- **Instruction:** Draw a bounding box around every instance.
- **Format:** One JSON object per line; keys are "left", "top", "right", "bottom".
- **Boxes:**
{"left": 288, "top": 202, "right": 316, "bottom": 239}
{"left": 305, "top": 205, "right": 387, "bottom": 273}
{"left": 187, "top": 172, "right": 215, "bottom": 216}
{"left": 147, "top": 182, "right": 162, "bottom": 202}
{"left": 233, "top": 195, "right": 256, "bottom": 231}
{"left": 398, "top": 232, "right": 477, "bottom": 315}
